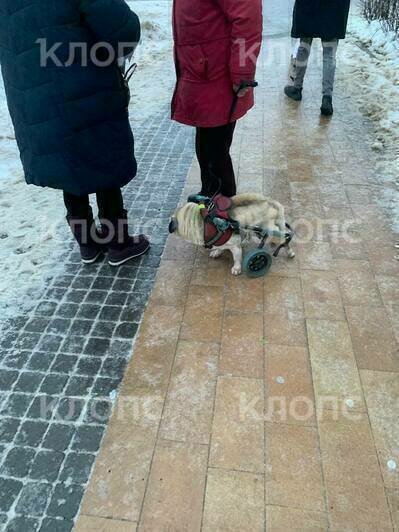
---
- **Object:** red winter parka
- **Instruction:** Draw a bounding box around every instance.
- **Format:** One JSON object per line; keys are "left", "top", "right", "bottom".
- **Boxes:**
{"left": 171, "top": 0, "right": 263, "bottom": 128}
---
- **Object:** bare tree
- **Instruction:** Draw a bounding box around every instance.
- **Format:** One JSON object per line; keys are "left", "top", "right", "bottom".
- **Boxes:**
{"left": 362, "top": 0, "right": 399, "bottom": 35}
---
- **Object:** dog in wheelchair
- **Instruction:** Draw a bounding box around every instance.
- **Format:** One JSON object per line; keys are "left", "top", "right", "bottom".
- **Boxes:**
{"left": 169, "top": 193, "right": 295, "bottom": 277}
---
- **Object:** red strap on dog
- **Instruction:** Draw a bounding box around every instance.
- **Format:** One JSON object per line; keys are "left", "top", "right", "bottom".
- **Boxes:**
{"left": 201, "top": 194, "right": 235, "bottom": 248}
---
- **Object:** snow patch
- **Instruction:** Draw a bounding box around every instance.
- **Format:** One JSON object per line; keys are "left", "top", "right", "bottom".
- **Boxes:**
{"left": 341, "top": 15, "right": 399, "bottom": 153}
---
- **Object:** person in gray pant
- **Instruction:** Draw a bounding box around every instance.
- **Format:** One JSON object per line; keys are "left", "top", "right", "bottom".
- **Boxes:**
{"left": 284, "top": 0, "right": 351, "bottom": 116}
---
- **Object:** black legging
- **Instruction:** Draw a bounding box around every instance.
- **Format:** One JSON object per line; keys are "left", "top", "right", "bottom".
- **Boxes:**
{"left": 195, "top": 122, "right": 236, "bottom": 197}
{"left": 63, "top": 188, "right": 124, "bottom": 220}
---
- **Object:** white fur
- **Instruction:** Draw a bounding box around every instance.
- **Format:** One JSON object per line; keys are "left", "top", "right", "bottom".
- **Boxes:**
{"left": 171, "top": 193, "right": 295, "bottom": 275}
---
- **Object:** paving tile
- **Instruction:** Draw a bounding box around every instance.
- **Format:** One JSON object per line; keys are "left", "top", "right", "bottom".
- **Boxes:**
{"left": 269, "top": 255, "right": 300, "bottom": 277}
{"left": 202, "top": 468, "right": 264, "bottom": 531}
{"left": 47, "top": 483, "right": 84, "bottom": 519}
{"left": 210, "top": 376, "right": 264, "bottom": 474}
{"left": 75, "top": 516, "right": 137, "bottom": 531}
{"left": 160, "top": 341, "right": 218, "bottom": 444}
{"left": 191, "top": 253, "right": 229, "bottom": 286}
{"left": 337, "top": 262, "right": 383, "bottom": 306}
{"left": 16, "top": 482, "right": 53, "bottom": 516}
{"left": 150, "top": 260, "right": 192, "bottom": 306}
{"left": 376, "top": 275, "right": 399, "bottom": 308}
{"left": 264, "top": 310, "right": 307, "bottom": 347}
{"left": 219, "top": 311, "right": 264, "bottom": 379}
{"left": 15, "top": 420, "right": 48, "bottom": 447}
{"left": 307, "top": 319, "right": 365, "bottom": 413}
{"left": 361, "top": 370, "right": 399, "bottom": 489}
{"left": 40, "top": 517, "right": 74, "bottom": 532}
{"left": 301, "top": 270, "right": 345, "bottom": 320}
{"left": 318, "top": 412, "right": 392, "bottom": 531}
{"left": 387, "top": 490, "right": 399, "bottom": 531}
{"left": 180, "top": 285, "right": 224, "bottom": 342}
{"left": 367, "top": 246, "right": 399, "bottom": 277}
{"left": 266, "top": 506, "right": 328, "bottom": 531}
{"left": 265, "top": 345, "right": 315, "bottom": 425}
{"left": 80, "top": 420, "right": 155, "bottom": 522}
{"left": 0, "top": 447, "right": 35, "bottom": 478}
{"left": 329, "top": 235, "right": 365, "bottom": 260}
{"left": 225, "top": 275, "right": 264, "bottom": 312}
{"left": 30, "top": 450, "right": 65, "bottom": 482}
{"left": 264, "top": 275, "right": 303, "bottom": 311}
{"left": 265, "top": 423, "right": 324, "bottom": 511}
{"left": 346, "top": 306, "right": 399, "bottom": 371}
{"left": 140, "top": 440, "right": 208, "bottom": 531}
{"left": 118, "top": 306, "right": 184, "bottom": 439}
{"left": 297, "top": 242, "right": 333, "bottom": 271}
{"left": 134, "top": 302, "right": 183, "bottom": 350}
{"left": 0, "top": 417, "right": 20, "bottom": 443}
{"left": 163, "top": 232, "right": 198, "bottom": 259}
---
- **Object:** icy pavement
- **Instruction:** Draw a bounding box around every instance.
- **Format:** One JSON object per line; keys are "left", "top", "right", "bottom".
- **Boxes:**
{"left": 0, "top": 2, "right": 194, "bottom": 528}
{"left": 0, "top": 108, "right": 193, "bottom": 531}
{"left": 75, "top": 2, "right": 399, "bottom": 531}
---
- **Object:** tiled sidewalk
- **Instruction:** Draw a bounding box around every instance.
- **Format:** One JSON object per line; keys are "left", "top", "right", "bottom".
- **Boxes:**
{"left": 0, "top": 110, "right": 193, "bottom": 531}
{"left": 76, "top": 34, "right": 399, "bottom": 532}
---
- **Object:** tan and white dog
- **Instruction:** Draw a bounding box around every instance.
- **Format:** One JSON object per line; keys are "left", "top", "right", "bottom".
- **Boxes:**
{"left": 170, "top": 193, "right": 295, "bottom": 276}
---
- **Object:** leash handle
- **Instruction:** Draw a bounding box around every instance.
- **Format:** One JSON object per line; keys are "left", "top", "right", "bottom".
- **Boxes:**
{"left": 229, "top": 80, "right": 259, "bottom": 121}
{"left": 124, "top": 62, "right": 137, "bottom": 83}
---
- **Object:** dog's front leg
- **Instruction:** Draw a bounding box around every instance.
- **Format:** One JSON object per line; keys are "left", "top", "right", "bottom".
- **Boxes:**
{"left": 210, "top": 248, "right": 224, "bottom": 259}
{"left": 230, "top": 245, "right": 243, "bottom": 276}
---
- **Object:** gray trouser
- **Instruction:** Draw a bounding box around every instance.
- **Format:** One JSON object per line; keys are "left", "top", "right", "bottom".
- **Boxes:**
{"left": 294, "top": 38, "right": 338, "bottom": 96}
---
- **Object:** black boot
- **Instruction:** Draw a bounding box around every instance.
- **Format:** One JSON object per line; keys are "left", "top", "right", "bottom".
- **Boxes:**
{"left": 103, "top": 210, "right": 150, "bottom": 267}
{"left": 67, "top": 210, "right": 104, "bottom": 264}
{"left": 284, "top": 85, "right": 303, "bottom": 101}
{"left": 187, "top": 192, "right": 210, "bottom": 203}
{"left": 321, "top": 95, "right": 333, "bottom": 116}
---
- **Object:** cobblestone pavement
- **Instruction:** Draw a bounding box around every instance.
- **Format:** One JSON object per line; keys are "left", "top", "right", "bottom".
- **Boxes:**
{"left": 76, "top": 4, "right": 399, "bottom": 532}
{"left": 0, "top": 109, "right": 193, "bottom": 531}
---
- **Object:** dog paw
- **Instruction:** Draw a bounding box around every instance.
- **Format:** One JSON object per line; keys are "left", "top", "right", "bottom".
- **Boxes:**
{"left": 210, "top": 249, "right": 223, "bottom": 259}
{"left": 231, "top": 265, "right": 242, "bottom": 276}
{"left": 287, "top": 249, "right": 296, "bottom": 259}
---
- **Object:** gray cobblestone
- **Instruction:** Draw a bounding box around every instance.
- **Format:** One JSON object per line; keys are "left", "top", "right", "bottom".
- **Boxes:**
{"left": 0, "top": 110, "right": 193, "bottom": 528}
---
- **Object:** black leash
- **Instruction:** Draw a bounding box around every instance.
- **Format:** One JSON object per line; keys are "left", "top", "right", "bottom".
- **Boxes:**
{"left": 228, "top": 80, "right": 259, "bottom": 122}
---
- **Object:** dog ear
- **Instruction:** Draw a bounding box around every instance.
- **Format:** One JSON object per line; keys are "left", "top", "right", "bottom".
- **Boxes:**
{"left": 169, "top": 218, "right": 178, "bottom": 234}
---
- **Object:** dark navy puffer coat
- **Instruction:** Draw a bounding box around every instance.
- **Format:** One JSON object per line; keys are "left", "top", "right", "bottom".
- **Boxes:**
{"left": 0, "top": 0, "right": 140, "bottom": 195}
{"left": 291, "top": 0, "right": 351, "bottom": 41}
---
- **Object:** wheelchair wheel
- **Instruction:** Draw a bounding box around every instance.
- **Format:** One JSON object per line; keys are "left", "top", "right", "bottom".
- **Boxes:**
{"left": 243, "top": 249, "right": 273, "bottom": 278}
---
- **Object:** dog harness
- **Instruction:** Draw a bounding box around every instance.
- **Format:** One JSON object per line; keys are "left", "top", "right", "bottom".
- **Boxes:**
{"left": 198, "top": 194, "right": 239, "bottom": 248}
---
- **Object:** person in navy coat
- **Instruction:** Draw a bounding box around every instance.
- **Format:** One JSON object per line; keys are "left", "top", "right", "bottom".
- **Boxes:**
{"left": 284, "top": 0, "right": 351, "bottom": 116}
{"left": 0, "top": 0, "right": 149, "bottom": 265}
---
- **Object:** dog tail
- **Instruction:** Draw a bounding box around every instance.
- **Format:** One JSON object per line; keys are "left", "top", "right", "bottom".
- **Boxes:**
{"left": 231, "top": 193, "right": 266, "bottom": 207}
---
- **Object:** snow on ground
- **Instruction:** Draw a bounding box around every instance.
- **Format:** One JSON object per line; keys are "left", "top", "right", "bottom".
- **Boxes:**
{"left": 0, "top": 0, "right": 174, "bottom": 318}
{"left": 341, "top": 14, "right": 399, "bottom": 156}
{"left": 337, "top": 11, "right": 399, "bottom": 232}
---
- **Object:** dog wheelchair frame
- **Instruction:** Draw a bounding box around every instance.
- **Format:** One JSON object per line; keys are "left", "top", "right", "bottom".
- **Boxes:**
{"left": 187, "top": 193, "right": 294, "bottom": 278}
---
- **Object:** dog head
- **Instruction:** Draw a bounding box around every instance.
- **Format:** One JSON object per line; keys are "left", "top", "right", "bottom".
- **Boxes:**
{"left": 168, "top": 203, "right": 204, "bottom": 245}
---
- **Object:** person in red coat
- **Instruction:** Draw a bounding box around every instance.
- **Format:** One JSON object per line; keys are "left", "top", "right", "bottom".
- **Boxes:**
{"left": 172, "top": 0, "right": 263, "bottom": 197}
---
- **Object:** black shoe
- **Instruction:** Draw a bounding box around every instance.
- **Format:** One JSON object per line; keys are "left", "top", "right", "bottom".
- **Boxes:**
{"left": 321, "top": 95, "right": 333, "bottom": 116}
{"left": 67, "top": 212, "right": 104, "bottom": 265}
{"left": 284, "top": 85, "right": 302, "bottom": 101}
{"left": 102, "top": 210, "right": 150, "bottom": 266}
{"left": 187, "top": 192, "right": 210, "bottom": 204}
{"left": 108, "top": 235, "right": 150, "bottom": 266}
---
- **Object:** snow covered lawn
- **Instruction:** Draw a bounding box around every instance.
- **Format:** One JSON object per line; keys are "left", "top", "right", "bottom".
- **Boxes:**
{"left": 341, "top": 14, "right": 399, "bottom": 154}
{"left": 0, "top": 0, "right": 174, "bottom": 319}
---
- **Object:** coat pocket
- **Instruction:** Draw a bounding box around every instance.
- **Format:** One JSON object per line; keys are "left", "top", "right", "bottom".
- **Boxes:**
{"left": 177, "top": 44, "right": 208, "bottom": 82}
